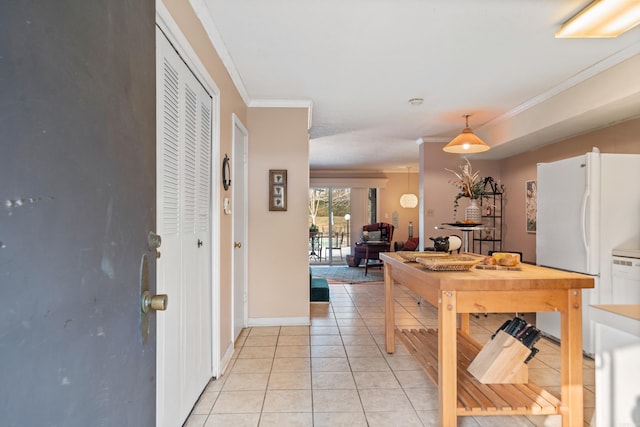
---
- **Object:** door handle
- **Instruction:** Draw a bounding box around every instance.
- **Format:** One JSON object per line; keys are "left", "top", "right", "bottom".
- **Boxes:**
{"left": 141, "top": 291, "right": 168, "bottom": 313}
{"left": 234, "top": 242, "right": 242, "bottom": 248}
{"left": 197, "top": 239, "right": 203, "bottom": 248}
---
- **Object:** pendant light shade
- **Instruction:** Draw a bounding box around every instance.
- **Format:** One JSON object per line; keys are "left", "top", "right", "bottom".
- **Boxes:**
{"left": 443, "top": 115, "right": 490, "bottom": 154}
{"left": 400, "top": 193, "right": 418, "bottom": 208}
{"left": 400, "top": 167, "right": 418, "bottom": 208}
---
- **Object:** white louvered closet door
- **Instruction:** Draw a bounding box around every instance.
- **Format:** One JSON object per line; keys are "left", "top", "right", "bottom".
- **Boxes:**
{"left": 156, "top": 29, "right": 213, "bottom": 427}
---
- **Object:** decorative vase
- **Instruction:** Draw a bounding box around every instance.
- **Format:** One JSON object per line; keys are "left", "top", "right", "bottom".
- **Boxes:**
{"left": 465, "top": 198, "right": 482, "bottom": 223}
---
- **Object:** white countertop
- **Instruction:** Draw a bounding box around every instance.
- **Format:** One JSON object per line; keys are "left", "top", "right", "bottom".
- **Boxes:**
{"left": 591, "top": 305, "right": 640, "bottom": 337}
{"left": 612, "top": 248, "right": 640, "bottom": 259}
{"left": 592, "top": 305, "right": 640, "bottom": 321}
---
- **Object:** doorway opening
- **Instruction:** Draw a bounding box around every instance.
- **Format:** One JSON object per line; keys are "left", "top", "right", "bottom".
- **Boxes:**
{"left": 309, "top": 187, "right": 352, "bottom": 266}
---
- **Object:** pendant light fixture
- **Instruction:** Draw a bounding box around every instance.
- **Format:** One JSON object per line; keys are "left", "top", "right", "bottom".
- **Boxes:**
{"left": 442, "top": 114, "right": 490, "bottom": 154}
{"left": 399, "top": 167, "right": 418, "bottom": 208}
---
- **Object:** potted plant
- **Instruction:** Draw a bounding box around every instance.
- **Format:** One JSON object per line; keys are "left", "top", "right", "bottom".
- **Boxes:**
{"left": 446, "top": 159, "right": 486, "bottom": 222}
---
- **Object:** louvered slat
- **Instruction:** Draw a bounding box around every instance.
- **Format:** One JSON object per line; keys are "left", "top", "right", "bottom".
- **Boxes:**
{"left": 197, "top": 101, "right": 211, "bottom": 232}
{"left": 182, "top": 85, "right": 197, "bottom": 235}
{"left": 161, "top": 58, "right": 180, "bottom": 235}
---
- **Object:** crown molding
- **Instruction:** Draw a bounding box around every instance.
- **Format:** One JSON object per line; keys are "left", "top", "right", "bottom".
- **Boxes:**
{"left": 417, "top": 137, "right": 449, "bottom": 144}
{"left": 249, "top": 99, "right": 313, "bottom": 129}
{"left": 189, "top": 0, "right": 315, "bottom": 129}
{"left": 484, "top": 40, "right": 640, "bottom": 128}
{"left": 249, "top": 99, "right": 313, "bottom": 108}
{"left": 189, "top": 0, "right": 250, "bottom": 105}
{"left": 310, "top": 177, "right": 389, "bottom": 189}
{"left": 156, "top": 2, "right": 220, "bottom": 99}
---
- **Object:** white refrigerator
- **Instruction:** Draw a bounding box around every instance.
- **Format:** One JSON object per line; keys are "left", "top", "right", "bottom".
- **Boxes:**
{"left": 536, "top": 148, "right": 640, "bottom": 356}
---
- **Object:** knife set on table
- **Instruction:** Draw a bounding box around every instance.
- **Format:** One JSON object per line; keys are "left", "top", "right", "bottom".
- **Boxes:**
{"left": 467, "top": 317, "right": 541, "bottom": 384}
{"left": 491, "top": 317, "right": 541, "bottom": 364}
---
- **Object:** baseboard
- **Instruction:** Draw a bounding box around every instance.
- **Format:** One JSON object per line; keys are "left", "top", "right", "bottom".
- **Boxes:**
{"left": 247, "top": 316, "right": 310, "bottom": 327}
{"left": 218, "top": 341, "right": 235, "bottom": 377}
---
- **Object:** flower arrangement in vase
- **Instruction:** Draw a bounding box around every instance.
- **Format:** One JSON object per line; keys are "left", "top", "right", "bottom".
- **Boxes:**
{"left": 445, "top": 159, "right": 486, "bottom": 221}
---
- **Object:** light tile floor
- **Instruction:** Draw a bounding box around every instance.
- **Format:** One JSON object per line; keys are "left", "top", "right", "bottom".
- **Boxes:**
{"left": 185, "top": 283, "right": 596, "bottom": 426}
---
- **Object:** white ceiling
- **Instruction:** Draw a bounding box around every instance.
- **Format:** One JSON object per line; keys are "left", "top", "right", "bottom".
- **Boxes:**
{"left": 195, "top": 0, "right": 640, "bottom": 171}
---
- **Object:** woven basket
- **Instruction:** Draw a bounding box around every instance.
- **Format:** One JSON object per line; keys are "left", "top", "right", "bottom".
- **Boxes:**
{"left": 397, "top": 251, "right": 449, "bottom": 262}
{"left": 416, "top": 256, "right": 481, "bottom": 271}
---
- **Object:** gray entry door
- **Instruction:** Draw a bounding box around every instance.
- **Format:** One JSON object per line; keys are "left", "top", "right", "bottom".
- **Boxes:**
{"left": 0, "top": 1, "right": 157, "bottom": 425}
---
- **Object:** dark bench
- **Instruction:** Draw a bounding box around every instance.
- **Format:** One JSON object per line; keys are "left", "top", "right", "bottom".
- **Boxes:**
{"left": 309, "top": 267, "right": 330, "bottom": 302}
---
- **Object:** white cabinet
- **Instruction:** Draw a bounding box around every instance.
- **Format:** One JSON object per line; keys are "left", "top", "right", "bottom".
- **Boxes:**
{"left": 592, "top": 305, "right": 640, "bottom": 427}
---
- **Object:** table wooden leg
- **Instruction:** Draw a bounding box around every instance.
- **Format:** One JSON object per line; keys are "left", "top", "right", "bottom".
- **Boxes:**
{"left": 439, "top": 290, "right": 457, "bottom": 426}
{"left": 384, "top": 263, "right": 395, "bottom": 353}
{"left": 460, "top": 313, "right": 470, "bottom": 335}
{"left": 364, "top": 245, "right": 369, "bottom": 276}
{"left": 560, "top": 289, "right": 584, "bottom": 427}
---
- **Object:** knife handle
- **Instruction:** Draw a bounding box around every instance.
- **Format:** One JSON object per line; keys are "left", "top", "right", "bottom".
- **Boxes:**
{"left": 523, "top": 330, "right": 541, "bottom": 348}
{"left": 515, "top": 325, "right": 531, "bottom": 338}
{"left": 509, "top": 318, "right": 527, "bottom": 336}
{"left": 524, "top": 347, "right": 539, "bottom": 364}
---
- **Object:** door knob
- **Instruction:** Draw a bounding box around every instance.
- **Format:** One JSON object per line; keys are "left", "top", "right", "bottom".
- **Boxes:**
{"left": 234, "top": 242, "right": 242, "bottom": 248}
{"left": 141, "top": 290, "right": 168, "bottom": 313}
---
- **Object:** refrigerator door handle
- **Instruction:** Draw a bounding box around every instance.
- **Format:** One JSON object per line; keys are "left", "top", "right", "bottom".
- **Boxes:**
{"left": 581, "top": 188, "right": 589, "bottom": 253}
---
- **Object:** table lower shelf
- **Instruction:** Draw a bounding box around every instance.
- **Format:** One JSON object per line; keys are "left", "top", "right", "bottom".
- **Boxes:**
{"left": 396, "top": 328, "right": 561, "bottom": 417}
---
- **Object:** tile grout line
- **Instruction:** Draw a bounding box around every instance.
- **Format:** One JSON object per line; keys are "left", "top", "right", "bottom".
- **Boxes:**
{"left": 186, "top": 283, "right": 594, "bottom": 426}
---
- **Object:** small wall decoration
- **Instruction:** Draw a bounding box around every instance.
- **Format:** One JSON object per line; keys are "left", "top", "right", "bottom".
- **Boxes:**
{"left": 526, "top": 180, "right": 537, "bottom": 233}
{"left": 269, "top": 169, "right": 287, "bottom": 211}
{"left": 222, "top": 154, "right": 231, "bottom": 191}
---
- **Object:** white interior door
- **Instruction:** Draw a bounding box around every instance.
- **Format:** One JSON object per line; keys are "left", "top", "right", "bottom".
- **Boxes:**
{"left": 232, "top": 116, "right": 248, "bottom": 341}
{"left": 156, "top": 29, "right": 213, "bottom": 427}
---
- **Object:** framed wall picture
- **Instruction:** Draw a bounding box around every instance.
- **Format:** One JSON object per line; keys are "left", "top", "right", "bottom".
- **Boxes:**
{"left": 526, "top": 180, "right": 537, "bottom": 233}
{"left": 269, "top": 169, "right": 287, "bottom": 211}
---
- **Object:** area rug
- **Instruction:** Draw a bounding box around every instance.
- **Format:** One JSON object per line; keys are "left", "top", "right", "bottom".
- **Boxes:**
{"left": 310, "top": 265, "right": 383, "bottom": 284}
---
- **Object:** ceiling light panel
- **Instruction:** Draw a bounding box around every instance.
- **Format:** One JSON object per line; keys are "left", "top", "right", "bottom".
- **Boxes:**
{"left": 556, "top": 0, "right": 640, "bottom": 38}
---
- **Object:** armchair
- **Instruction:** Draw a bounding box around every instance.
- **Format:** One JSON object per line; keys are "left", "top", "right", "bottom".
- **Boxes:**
{"left": 353, "top": 222, "right": 394, "bottom": 275}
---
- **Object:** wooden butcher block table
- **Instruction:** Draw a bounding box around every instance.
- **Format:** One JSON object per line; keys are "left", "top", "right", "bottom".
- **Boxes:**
{"left": 380, "top": 252, "right": 594, "bottom": 427}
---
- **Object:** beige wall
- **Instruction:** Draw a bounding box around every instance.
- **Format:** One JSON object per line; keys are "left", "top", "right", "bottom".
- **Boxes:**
{"left": 348, "top": 188, "right": 368, "bottom": 251}
{"left": 163, "top": 0, "right": 247, "bottom": 360}
{"left": 500, "top": 117, "right": 640, "bottom": 263}
{"left": 378, "top": 172, "right": 420, "bottom": 245}
{"left": 162, "top": 0, "right": 639, "bottom": 360}
{"left": 418, "top": 117, "right": 640, "bottom": 262}
{"left": 247, "top": 107, "right": 310, "bottom": 322}
{"left": 163, "top": 0, "right": 313, "bottom": 342}
{"left": 421, "top": 145, "right": 501, "bottom": 249}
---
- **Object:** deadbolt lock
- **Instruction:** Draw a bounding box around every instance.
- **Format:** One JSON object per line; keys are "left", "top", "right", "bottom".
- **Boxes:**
{"left": 234, "top": 242, "right": 242, "bottom": 248}
{"left": 147, "top": 231, "right": 162, "bottom": 250}
{"left": 141, "top": 290, "right": 168, "bottom": 313}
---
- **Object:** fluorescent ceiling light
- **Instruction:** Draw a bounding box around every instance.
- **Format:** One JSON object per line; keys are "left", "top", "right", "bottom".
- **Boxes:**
{"left": 556, "top": 0, "right": 640, "bottom": 38}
